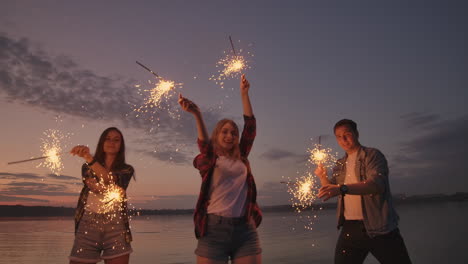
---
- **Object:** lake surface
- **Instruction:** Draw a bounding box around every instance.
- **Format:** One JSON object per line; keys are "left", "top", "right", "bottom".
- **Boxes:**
{"left": 0, "top": 202, "right": 467, "bottom": 263}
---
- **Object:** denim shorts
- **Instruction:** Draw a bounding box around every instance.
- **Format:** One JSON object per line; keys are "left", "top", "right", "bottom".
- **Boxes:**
{"left": 195, "top": 214, "right": 262, "bottom": 261}
{"left": 69, "top": 211, "right": 132, "bottom": 263}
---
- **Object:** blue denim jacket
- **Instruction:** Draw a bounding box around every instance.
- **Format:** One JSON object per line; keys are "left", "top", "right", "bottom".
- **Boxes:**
{"left": 331, "top": 146, "right": 399, "bottom": 237}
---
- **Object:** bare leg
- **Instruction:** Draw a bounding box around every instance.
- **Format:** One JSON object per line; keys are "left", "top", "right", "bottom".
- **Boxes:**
{"left": 104, "top": 254, "right": 130, "bottom": 264}
{"left": 232, "top": 254, "right": 261, "bottom": 264}
{"left": 197, "top": 255, "right": 228, "bottom": 264}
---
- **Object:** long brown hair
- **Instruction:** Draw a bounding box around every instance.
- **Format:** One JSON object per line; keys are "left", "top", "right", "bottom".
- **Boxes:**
{"left": 211, "top": 119, "right": 241, "bottom": 160}
{"left": 94, "top": 127, "right": 126, "bottom": 171}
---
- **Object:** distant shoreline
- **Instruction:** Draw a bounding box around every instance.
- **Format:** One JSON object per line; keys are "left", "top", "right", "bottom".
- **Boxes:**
{"left": 1, "top": 192, "right": 467, "bottom": 218}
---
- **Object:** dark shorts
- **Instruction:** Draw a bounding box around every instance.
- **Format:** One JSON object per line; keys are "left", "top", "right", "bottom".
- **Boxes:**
{"left": 69, "top": 211, "right": 132, "bottom": 263}
{"left": 195, "top": 214, "right": 262, "bottom": 261}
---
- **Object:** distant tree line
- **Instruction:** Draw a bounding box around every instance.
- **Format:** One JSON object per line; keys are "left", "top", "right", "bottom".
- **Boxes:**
{"left": 1, "top": 192, "right": 466, "bottom": 217}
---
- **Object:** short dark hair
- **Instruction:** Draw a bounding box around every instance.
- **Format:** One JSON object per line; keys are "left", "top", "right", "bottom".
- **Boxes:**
{"left": 334, "top": 119, "right": 359, "bottom": 137}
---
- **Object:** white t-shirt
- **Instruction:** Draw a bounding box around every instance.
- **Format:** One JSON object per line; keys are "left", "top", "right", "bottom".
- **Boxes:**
{"left": 343, "top": 151, "right": 364, "bottom": 220}
{"left": 207, "top": 156, "right": 248, "bottom": 217}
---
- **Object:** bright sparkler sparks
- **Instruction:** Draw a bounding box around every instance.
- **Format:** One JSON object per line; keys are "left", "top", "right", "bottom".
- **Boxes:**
{"left": 210, "top": 53, "right": 251, "bottom": 89}
{"left": 224, "top": 56, "right": 246, "bottom": 76}
{"left": 283, "top": 172, "right": 320, "bottom": 231}
{"left": 308, "top": 143, "right": 338, "bottom": 168}
{"left": 209, "top": 37, "right": 253, "bottom": 90}
{"left": 99, "top": 183, "right": 125, "bottom": 214}
{"left": 38, "top": 129, "right": 70, "bottom": 175}
{"left": 131, "top": 77, "right": 183, "bottom": 123}
{"left": 286, "top": 172, "right": 318, "bottom": 212}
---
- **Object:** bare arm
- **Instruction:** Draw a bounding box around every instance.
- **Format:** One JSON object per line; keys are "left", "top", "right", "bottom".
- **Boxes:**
{"left": 315, "top": 162, "right": 381, "bottom": 201}
{"left": 240, "top": 74, "right": 253, "bottom": 117}
{"left": 70, "top": 145, "right": 113, "bottom": 184}
{"left": 178, "top": 94, "right": 209, "bottom": 142}
{"left": 84, "top": 177, "right": 106, "bottom": 193}
{"left": 318, "top": 182, "right": 381, "bottom": 201}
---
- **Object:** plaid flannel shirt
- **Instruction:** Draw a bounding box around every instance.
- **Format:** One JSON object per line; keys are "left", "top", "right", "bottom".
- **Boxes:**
{"left": 74, "top": 163, "right": 134, "bottom": 243}
{"left": 193, "top": 115, "right": 262, "bottom": 239}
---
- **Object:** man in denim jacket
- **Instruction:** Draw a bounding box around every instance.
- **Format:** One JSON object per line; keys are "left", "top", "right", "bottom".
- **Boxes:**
{"left": 316, "top": 119, "right": 411, "bottom": 264}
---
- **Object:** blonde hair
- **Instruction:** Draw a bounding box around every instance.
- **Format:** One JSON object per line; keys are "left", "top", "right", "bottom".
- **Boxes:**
{"left": 211, "top": 119, "right": 241, "bottom": 160}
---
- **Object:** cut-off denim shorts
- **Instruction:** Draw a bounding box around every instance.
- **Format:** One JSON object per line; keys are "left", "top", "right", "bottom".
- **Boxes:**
{"left": 195, "top": 214, "right": 262, "bottom": 261}
{"left": 69, "top": 210, "right": 132, "bottom": 263}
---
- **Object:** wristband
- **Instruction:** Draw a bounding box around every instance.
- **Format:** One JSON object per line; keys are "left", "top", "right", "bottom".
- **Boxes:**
{"left": 87, "top": 158, "right": 97, "bottom": 166}
{"left": 339, "top": 184, "right": 349, "bottom": 195}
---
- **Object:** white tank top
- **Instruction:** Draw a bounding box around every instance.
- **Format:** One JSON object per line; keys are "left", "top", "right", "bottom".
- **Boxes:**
{"left": 343, "top": 151, "right": 364, "bottom": 220}
{"left": 207, "top": 156, "right": 248, "bottom": 217}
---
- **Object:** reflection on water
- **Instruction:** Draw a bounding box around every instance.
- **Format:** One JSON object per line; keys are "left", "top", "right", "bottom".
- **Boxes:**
{"left": 0, "top": 202, "right": 467, "bottom": 263}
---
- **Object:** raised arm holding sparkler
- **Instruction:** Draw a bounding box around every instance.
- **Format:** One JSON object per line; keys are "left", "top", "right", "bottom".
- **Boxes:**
{"left": 178, "top": 74, "right": 262, "bottom": 264}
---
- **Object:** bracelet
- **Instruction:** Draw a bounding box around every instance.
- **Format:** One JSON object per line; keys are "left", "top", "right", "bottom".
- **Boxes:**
{"left": 87, "top": 158, "right": 97, "bottom": 166}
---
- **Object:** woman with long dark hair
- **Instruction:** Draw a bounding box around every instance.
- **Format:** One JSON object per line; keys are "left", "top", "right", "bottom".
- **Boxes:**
{"left": 179, "top": 75, "right": 262, "bottom": 264}
{"left": 69, "top": 127, "right": 134, "bottom": 264}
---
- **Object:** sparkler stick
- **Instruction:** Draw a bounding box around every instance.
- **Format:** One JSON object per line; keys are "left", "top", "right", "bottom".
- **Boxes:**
{"left": 209, "top": 37, "right": 251, "bottom": 89}
{"left": 136, "top": 61, "right": 161, "bottom": 79}
{"left": 229, "top": 35, "right": 237, "bottom": 56}
{"left": 7, "top": 156, "right": 50, "bottom": 165}
{"left": 132, "top": 61, "right": 182, "bottom": 122}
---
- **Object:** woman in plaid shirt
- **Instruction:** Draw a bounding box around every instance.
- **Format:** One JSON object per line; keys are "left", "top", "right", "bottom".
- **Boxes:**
{"left": 179, "top": 74, "right": 262, "bottom": 264}
{"left": 68, "top": 127, "right": 134, "bottom": 264}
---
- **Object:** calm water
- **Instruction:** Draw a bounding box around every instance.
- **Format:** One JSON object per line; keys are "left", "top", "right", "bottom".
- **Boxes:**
{"left": 0, "top": 202, "right": 467, "bottom": 263}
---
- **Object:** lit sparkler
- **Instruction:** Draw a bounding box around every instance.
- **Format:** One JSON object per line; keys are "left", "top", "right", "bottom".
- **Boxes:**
{"left": 132, "top": 61, "right": 183, "bottom": 122}
{"left": 38, "top": 129, "right": 68, "bottom": 175}
{"left": 209, "top": 36, "right": 252, "bottom": 89}
{"left": 99, "top": 183, "right": 125, "bottom": 214}
{"left": 307, "top": 136, "right": 338, "bottom": 168}
{"left": 283, "top": 172, "right": 320, "bottom": 231}
{"left": 285, "top": 172, "right": 318, "bottom": 212}
{"left": 7, "top": 129, "right": 71, "bottom": 174}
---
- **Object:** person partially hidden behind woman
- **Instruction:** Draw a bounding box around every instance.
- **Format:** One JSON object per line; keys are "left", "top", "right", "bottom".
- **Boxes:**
{"left": 179, "top": 74, "right": 262, "bottom": 264}
{"left": 69, "top": 127, "right": 135, "bottom": 264}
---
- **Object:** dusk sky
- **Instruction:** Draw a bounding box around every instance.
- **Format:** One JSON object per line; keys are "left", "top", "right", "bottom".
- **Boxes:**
{"left": 1, "top": 1, "right": 467, "bottom": 209}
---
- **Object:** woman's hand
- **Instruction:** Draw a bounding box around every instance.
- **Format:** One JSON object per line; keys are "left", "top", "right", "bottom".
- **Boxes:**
{"left": 70, "top": 145, "right": 93, "bottom": 162}
{"left": 178, "top": 93, "right": 201, "bottom": 116}
{"left": 240, "top": 74, "right": 250, "bottom": 95}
